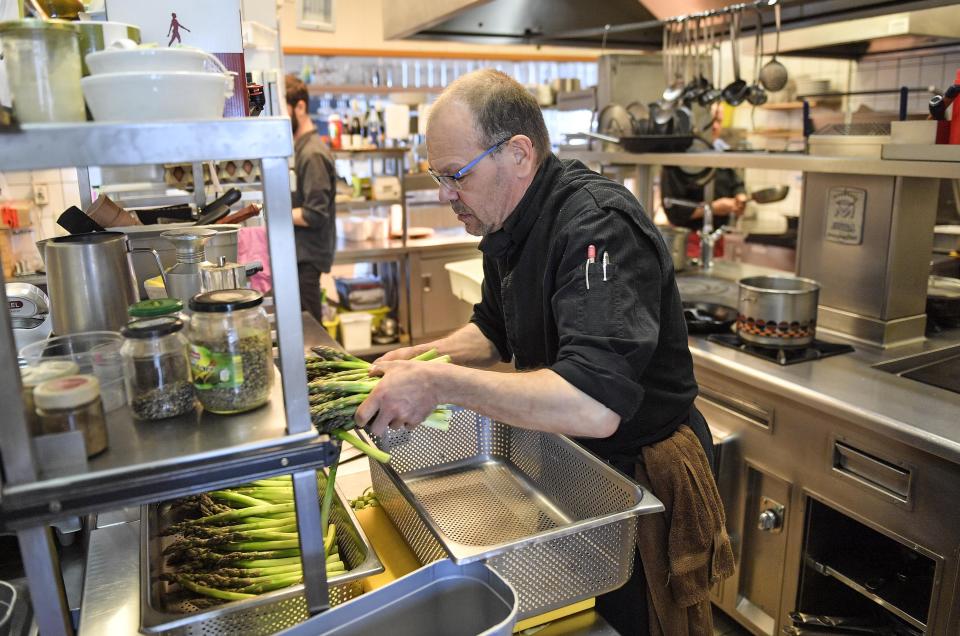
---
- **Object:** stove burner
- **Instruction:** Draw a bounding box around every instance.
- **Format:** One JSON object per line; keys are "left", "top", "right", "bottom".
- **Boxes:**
{"left": 677, "top": 277, "right": 738, "bottom": 299}
{"left": 706, "top": 333, "right": 855, "bottom": 366}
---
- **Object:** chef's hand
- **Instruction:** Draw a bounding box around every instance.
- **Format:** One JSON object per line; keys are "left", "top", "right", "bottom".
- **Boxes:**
{"left": 354, "top": 361, "right": 439, "bottom": 437}
{"left": 374, "top": 342, "right": 434, "bottom": 363}
{"left": 711, "top": 196, "right": 747, "bottom": 218}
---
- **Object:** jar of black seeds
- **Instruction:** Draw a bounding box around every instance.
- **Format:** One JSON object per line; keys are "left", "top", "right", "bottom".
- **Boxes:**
{"left": 121, "top": 317, "right": 196, "bottom": 421}
{"left": 187, "top": 289, "right": 272, "bottom": 414}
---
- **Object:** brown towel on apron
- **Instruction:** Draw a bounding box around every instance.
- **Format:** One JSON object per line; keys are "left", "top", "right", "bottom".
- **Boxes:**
{"left": 634, "top": 424, "right": 735, "bottom": 636}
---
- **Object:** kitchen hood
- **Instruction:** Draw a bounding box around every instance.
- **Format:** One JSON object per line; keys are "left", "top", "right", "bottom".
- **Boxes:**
{"left": 384, "top": 0, "right": 960, "bottom": 58}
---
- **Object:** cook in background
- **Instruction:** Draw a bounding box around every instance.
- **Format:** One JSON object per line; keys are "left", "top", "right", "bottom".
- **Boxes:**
{"left": 286, "top": 74, "right": 337, "bottom": 321}
{"left": 661, "top": 104, "right": 746, "bottom": 254}
{"left": 358, "top": 69, "right": 732, "bottom": 635}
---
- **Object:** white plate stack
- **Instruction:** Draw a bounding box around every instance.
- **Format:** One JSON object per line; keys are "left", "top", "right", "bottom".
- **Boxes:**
{"left": 81, "top": 47, "right": 234, "bottom": 122}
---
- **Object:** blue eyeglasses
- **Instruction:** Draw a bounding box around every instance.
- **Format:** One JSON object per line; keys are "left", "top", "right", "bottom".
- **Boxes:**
{"left": 428, "top": 137, "right": 511, "bottom": 191}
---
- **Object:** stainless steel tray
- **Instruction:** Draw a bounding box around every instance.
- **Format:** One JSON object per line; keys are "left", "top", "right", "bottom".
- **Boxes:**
{"left": 140, "top": 483, "right": 383, "bottom": 636}
{"left": 368, "top": 409, "right": 664, "bottom": 619}
{"left": 276, "top": 559, "right": 517, "bottom": 636}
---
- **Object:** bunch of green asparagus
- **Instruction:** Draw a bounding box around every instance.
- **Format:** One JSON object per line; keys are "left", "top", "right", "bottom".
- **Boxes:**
{"left": 350, "top": 487, "right": 379, "bottom": 511}
{"left": 162, "top": 473, "right": 345, "bottom": 603}
{"left": 305, "top": 346, "right": 454, "bottom": 463}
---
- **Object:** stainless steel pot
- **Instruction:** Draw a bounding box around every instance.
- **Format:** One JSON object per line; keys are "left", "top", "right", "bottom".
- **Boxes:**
{"left": 40, "top": 232, "right": 165, "bottom": 335}
{"left": 737, "top": 275, "right": 820, "bottom": 348}
{"left": 656, "top": 225, "right": 690, "bottom": 272}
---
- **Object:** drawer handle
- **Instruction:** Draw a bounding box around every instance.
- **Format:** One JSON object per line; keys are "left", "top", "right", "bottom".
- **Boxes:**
{"left": 422, "top": 274, "right": 432, "bottom": 292}
{"left": 699, "top": 386, "right": 772, "bottom": 429}
{"left": 833, "top": 441, "right": 911, "bottom": 503}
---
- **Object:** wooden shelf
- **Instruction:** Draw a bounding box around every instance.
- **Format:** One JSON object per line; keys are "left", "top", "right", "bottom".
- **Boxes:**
{"left": 760, "top": 100, "right": 841, "bottom": 111}
{"left": 747, "top": 129, "right": 805, "bottom": 137}
{"left": 308, "top": 84, "right": 443, "bottom": 96}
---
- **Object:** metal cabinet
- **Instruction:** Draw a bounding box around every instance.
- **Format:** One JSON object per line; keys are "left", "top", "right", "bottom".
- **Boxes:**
{"left": 409, "top": 248, "right": 477, "bottom": 342}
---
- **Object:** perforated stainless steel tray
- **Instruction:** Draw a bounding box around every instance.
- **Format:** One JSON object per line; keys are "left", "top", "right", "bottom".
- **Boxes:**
{"left": 368, "top": 409, "right": 664, "bottom": 619}
{"left": 140, "top": 483, "right": 383, "bottom": 636}
{"left": 277, "top": 559, "right": 517, "bottom": 636}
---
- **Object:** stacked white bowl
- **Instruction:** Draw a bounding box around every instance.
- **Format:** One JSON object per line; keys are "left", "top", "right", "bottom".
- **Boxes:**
{"left": 82, "top": 46, "right": 234, "bottom": 122}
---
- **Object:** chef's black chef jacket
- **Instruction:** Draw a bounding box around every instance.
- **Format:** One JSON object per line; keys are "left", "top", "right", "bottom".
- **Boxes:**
{"left": 471, "top": 154, "right": 698, "bottom": 461}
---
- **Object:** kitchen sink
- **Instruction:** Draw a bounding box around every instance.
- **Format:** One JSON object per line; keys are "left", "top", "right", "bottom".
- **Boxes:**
{"left": 873, "top": 344, "right": 960, "bottom": 396}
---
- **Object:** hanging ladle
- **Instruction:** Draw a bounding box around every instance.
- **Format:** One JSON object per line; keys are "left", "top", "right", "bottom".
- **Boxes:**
{"left": 721, "top": 8, "right": 749, "bottom": 106}
{"left": 746, "top": 7, "right": 768, "bottom": 106}
{"left": 698, "top": 15, "right": 723, "bottom": 106}
{"left": 662, "top": 20, "right": 685, "bottom": 103}
{"left": 759, "top": 0, "right": 788, "bottom": 92}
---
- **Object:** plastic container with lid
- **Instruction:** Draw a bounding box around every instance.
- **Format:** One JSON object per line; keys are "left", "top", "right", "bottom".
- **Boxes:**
{"left": 129, "top": 298, "right": 184, "bottom": 319}
{"left": 34, "top": 374, "right": 109, "bottom": 457}
{"left": 187, "top": 289, "right": 273, "bottom": 414}
{"left": 20, "top": 360, "right": 80, "bottom": 435}
{"left": 0, "top": 19, "right": 85, "bottom": 123}
{"left": 121, "top": 317, "right": 195, "bottom": 421}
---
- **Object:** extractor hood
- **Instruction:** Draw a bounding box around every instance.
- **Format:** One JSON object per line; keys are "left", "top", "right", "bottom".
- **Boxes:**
{"left": 384, "top": 0, "right": 960, "bottom": 58}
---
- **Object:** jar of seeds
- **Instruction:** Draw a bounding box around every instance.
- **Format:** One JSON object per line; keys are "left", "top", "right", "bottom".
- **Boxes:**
{"left": 187, "top": 289, "right": 273, "bottom": 414}
{"left": 121, "top": 317, "right": 195, "bottom": 421}
{"left": 34, "top": 374, "right": 109, "bottom": 457}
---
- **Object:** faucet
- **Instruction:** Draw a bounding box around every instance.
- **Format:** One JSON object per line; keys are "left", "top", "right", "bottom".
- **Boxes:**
{"left": 663, "top": 197, "right": 724, "bottom": 270}
{"left": 698, "top": 202, "right": 724, "bottom": 269}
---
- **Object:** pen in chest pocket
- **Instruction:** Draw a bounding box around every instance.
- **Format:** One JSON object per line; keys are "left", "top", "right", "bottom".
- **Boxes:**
{"left": 585, "top": 244, "right": 596, "bottom": 290}
{"left": 602, "top": 251, "right": 609, "bottom": 281}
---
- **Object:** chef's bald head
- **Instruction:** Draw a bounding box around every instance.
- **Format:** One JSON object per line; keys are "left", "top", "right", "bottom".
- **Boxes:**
{"left": 429, "top": 69, "right": 550, "bottom": 165}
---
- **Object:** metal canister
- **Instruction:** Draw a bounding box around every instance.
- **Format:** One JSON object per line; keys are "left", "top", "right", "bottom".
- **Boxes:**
{"left": 656, "top": 225, "right": 691, "bottom": 272}
{"left": 737, "top": 275, "right": 820, "bottom": 348}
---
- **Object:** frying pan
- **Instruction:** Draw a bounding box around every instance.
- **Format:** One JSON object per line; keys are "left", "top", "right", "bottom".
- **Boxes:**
{"left": 683, "top": 301, "right": 738, "bottom": 334}
{"left": 749, "top": 185, "right": 789, "bottom": 204}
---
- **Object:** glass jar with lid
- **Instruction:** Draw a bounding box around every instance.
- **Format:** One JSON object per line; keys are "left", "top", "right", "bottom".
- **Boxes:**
{"left": 129, "top": 298, "right": 184, "bottom": 320}
{"left": 121, "top": 317, "right": 195, "bottom": 421}
{"left": 34, "top": 374, "right": 109, "bottom": 457}
{"left": 20, "top": 360, "right": 80, "bottom": 435}
{"left": 0, "top": 19, "right": 85, "bottom": 123}
{"left": 187, "top": 289, "right": 273, "bottom": 414}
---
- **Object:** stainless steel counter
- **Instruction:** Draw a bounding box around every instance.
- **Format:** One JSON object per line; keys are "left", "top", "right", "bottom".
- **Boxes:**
{"left": 334, "top": 229, "right": 479, "bottom": 264}
{"left": 683, "top": 261, "right": 960, "bottom": 465}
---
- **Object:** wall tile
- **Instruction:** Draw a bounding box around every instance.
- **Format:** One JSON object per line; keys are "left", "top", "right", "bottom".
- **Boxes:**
{"left": 62, "top": 183, "right": 81, "bottom": 210}
{"left": 31, "top": 169, "right": 61, "bottom": 184}
{"left": 919, "top": 55, "right": 946, "bottom": 88}
{"left": 1, "top": 171, "right": 32, "bottom": 186}
{"left": 60, "top": 168, "right": 79, "bottom": 183}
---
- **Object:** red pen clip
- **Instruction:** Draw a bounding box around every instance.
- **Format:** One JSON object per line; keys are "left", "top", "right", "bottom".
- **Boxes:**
{"left": 585, "top": 244, "right": 596, "bottom": 290}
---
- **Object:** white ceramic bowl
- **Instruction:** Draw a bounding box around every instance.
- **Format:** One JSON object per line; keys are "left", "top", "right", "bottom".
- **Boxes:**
{"left": 85, "top": 47, "right": 225, "bottom": 76}
{"left": 341, "top": 216, "right": 374, "bottom": 242}
{"left": 82, "top": 72, "right": 231, "bottom": 122}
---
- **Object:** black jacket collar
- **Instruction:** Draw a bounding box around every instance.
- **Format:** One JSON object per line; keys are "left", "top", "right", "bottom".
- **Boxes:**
{"left": 478, "top": 153, "right": 562, "bottom": 260}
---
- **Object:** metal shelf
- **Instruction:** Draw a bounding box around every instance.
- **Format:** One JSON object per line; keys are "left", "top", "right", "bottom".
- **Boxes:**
{"left": 333, "top": 148, "right": 408, "bottom": 158}
{"left": 0, "top": 118, "right": 295, "bottom": 171}
{"left": 805, "top": 555, "right": 927, "bottom": 631}
{"left": 0, "top": 117, "right": 334, "bottom": 634}
{"left": 0, "top": 371, "right": 336, "bottom": 531}
{"left": 336, "top": 198, "right": 401, "bottom": 211}
{"left": 558, "top": 150, "right": 960, "bottom": 179}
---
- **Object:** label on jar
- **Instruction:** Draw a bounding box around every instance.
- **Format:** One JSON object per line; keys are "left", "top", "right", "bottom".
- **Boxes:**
{"left": 189, "top": 345, "right": 245, "bottom": 390}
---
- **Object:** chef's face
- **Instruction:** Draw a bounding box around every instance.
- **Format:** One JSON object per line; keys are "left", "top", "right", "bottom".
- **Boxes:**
{"left": 426, "top": 100, "right": 516, "bottom": 236}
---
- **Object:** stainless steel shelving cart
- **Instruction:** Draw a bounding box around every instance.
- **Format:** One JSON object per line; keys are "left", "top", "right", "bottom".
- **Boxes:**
{"left": 0, "top": 118, "right": 338, "bottom": 636}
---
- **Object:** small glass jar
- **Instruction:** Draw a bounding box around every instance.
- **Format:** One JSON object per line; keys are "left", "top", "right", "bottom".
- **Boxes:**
{"left": 129, "top": 298, "right": 184, "bottom": 320}
{"left": 34, "top": 374, "right": 109, "bottom": 457}
{"left": 187, "top": 289, "right": 272, "bottom": 414}
{"left": 121, "top": 317, "right": 196, "bottom": 421}
{"left": 20, "top": 360, "right": 80, "bottom": 436}
{"left": 0, "top": 19, "right": 85, "bottom": 123}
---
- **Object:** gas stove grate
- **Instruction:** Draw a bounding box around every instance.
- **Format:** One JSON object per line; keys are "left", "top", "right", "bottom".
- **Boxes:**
{"left": 706, "top": 333, "right": 855, "bottom": 366}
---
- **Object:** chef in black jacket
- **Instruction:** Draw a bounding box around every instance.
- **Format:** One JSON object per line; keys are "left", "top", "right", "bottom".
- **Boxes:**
{"left": 355, "top": 69, "right": 721, "bottom": 634}
{"left": 661, "top": 104, "right": 747, "bottom": 231}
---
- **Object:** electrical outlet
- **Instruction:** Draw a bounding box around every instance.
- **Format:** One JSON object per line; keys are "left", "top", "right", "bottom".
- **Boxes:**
{"left": 33, "top": 185, "right": 49, "bottom": 206}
